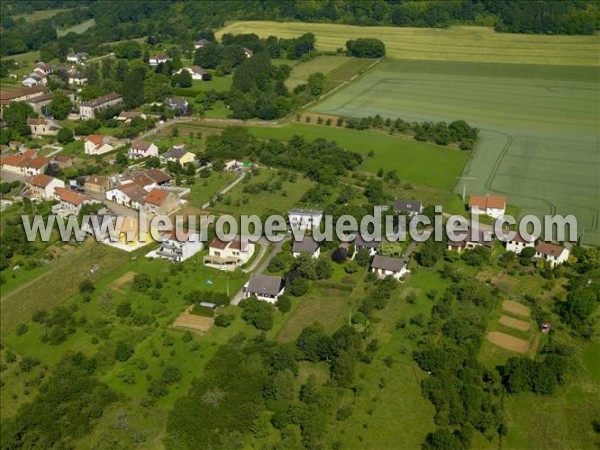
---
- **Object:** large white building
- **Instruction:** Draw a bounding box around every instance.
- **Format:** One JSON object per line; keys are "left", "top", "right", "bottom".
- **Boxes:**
{"left": 79, "top": 92, "right": 123, "bottom": 120}
{"left": 288, "top": 208, "right": 323, "bottom": 231}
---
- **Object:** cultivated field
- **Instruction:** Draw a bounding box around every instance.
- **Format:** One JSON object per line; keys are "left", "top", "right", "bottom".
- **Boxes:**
{"left": 217, "top": 22, "right": 600, "bottom": 66}
{"left": 311, "top": 59, "right": 600, "bottom": 244}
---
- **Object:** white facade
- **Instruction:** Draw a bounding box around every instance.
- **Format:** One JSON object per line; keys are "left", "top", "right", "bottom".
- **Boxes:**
{"left": 535, "top": 245, "right": 570, "bottom": 268}
{"left": 147, "top": 232, "right": 203, "bottom": 263}
{"left": 371, "top": 265, "right": 409, "bottom": 280}
{"left": 288, "top": 209, "right": 323, "bottom": 231}
{"left": 85, "top": 139, "right": 114, "bottom": 155}
{"left": 128, "top": 142, "right": 158, "bottom": 159}
{"left": 505, "top": 237, "right": 535, "bottom": 254}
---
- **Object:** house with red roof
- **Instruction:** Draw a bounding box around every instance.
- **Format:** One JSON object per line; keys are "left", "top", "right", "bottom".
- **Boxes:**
{"left": 143, "top": 188, "right": 179, "bottom": 215}
{"left": 0, "top": 150, "right": 49, "bottom": 176}
{"left": 84, "top": 135, "right": 113, "bottom": 155}
{"left": 535, "top": 242, "right": 570, "bottom": 267}
{"left": 468, "top": 195, "right": 506, "bottom": 218}
{"left": 54, "top": 187, "right": 99, "bottom": 216}
{"left": 26, "top": 174, "right": 65, "bottom": 200}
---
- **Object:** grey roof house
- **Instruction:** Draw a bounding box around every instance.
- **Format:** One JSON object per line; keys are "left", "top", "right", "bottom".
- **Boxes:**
{"left": 243, "top": 274, "right": 285, "bottom": 304}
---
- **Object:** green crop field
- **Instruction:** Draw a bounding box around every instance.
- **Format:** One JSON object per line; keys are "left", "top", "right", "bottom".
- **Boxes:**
{"left": 57, "top": 18, "right": 96, "bottom": 37}
{"left": 248, "top": 122, "right": 469, "bottom": 190}
{"left": 217, "top": 22, "right": 600, "bottom": 66}
{"left": 286, "top": 55, "right": 349, "bottom": 89}
{"left": 310, "top": 59, "right": 600, "bottom": 245}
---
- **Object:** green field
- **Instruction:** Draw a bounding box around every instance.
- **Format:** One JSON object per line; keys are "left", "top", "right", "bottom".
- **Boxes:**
{"left": 217, "top": 22, "right": 600, "bottom": 66}
{"left": 57, "top": 18, "right": 96, "bottom": 37}
{"left": 286, "top": 55, "right": 349, "bottom": 89}
{"left": 248, "top": 123, "right": 469, "bottom": 190}
{"left": 310, "top": 59, "right": 600, "bottom": 244}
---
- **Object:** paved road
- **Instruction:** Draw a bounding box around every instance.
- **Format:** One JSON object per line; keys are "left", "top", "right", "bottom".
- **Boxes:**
{"left": 230, "top": 235, "right": 289, "bottom": 306}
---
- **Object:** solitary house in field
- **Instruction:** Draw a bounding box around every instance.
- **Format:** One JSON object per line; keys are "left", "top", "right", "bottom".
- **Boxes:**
{"left": 193, "top": 39, "right": 210, "bottom": 49}
{"left": 292, "top": 236, "right": 320, "bottom": 258}
{"left": 288, "top": 208, "right": 323, "bottom": 231}
{"left": 469, "top": 195, "right": 506, "bottom": 218}
{"left": 370, "top": 255, "right": 409, "bottom": 280}
{"left": 67, "top": 52, "right": 88, "bottom": 63}
{"left": 535, "top": 242, "right": 570, "bottom": 267}
{"left": 243, "top": 274, "right": 285, "bottom": 303}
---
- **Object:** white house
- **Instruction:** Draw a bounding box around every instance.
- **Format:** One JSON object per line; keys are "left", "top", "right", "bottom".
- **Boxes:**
{"left": 26, "top": 174, "right": 64, "bottom": 200}
{"left": 173, "top": 65, "right": 204, "bottom": 80}
{"left": 128, "top": 141, "right": 158, "bottom": 159}
{"left": 105, "top": 182, "right": 147, "bottom": 210}
{"left": 370, "top": 255, "right": 409, "bottom": 280}
{"left": 469, "top": 196, "right": 506, "bottom": 218}
{"left": 67, "top": 52, "right": 88, "bottom": 63}
{"left": 79, "top": 92, "right": 123, "bottom": 120}
{"left": 147, "top": 230, "right": 203, "bottom": 263}
{"left": 243, "top": 274, "right": 285, "bottom": 304}
{"left": 84, "top": 135, "right": 114, "bottom": 155}
{"left": 0, "top": 150, "right": 48, "bottom": 177}
{"left": 53, "top": 187, "right": 98, "bottom": 216}
{"left": 504, "top": 231, "right": 536, "bottom": 254}
{"left": 149, "top": 54, "right": 169, "bottom": 66}
{"left": 535, "top": 243, "right": 570, "bottom": 267}
{"left": 288, "top": 208, "right": 323, "bottom": 232}
{"left": 204, "top": 237, "right": 255, "bottom": 270}
{"left": 292, "top": 236, "right": 320, "bottom": 258}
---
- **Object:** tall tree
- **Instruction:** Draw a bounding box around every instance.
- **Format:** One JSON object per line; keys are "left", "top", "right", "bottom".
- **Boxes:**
{"left": 122, "top": 70, "right": 145, "bottom": 109}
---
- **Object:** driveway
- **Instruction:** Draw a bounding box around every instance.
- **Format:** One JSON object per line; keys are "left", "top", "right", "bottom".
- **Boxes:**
{"left": 230, "top": 235, "right": 289, "bottom": 306}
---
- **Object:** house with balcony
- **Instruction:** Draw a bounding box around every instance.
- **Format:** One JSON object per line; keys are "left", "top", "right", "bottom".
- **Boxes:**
{"left": 146, "top": 230, "right": 203, "bottom": 263}
{"left": 204, "top": 237, "right": 255, "bottom": 270}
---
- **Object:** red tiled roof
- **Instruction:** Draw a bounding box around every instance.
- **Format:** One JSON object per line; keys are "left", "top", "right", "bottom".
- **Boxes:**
{"left": 118, "top": 183, "right": 148, "bottom": 204}
{"left": 0, "top": 85, "right": 45, "bottom": 101}
{"left": 27, "top": 118, "right": 48, "bottom": 125}
{"left": 29, "top": 174, "right": 54, "bottom": 188}
{"left": 143, "top": 188, "right": 169, "bottom": 206}
{"left": 536, "top": 242, "right": 566, "bottom": 258}
{"left": 86, "top": 135, "right": 105, "bottom": 146}
{"left": 0, "top": 151, "right": 47, "bottom": 170}
{"left": 469, "top": 196, "right": 506, "bottom": 210}
{"left": 55, "top": 187, "right": 88, "bottom": 206}
{"left": 86, "top": 175, "right": 110, "bottom": 187}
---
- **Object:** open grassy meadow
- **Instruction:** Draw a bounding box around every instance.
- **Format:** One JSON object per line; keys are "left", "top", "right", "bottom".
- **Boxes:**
{"left": 248, "top": 122, "right": 469, "bottom": 190}
{"left": 310, "top": 58, "right": 600, "bottom": 244}
{"left": 217, "top": 22, "right": 600, "bottom": 66}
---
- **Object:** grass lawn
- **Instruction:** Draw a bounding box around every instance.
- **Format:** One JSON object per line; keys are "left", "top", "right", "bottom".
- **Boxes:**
{"left": 211, "top": 168, "right": 315, "bottom": 218}
{"left": 12, "top": 8, "right": 71, "bottom": 22}
{"left": 187, "top": 171, "right": 237, "bottom": 208}
{"left": 7, "top": 51, "right": 41, "bottom": 65}
{"left": 248, "top": 122, "right": 469, "bottom": 190}
{"left": 285, "top": 55, "right": 350, "bottom": 89}
{"left": 310, "top": 58, "right": 600, "bottom": 245}
{"left": 0, "top": 240, "right": 130, "bottom": 336}
{"left": 217, "top": 22, "right": 600, "bottom": 66}
{"left": 57, "top": 18, "right": 96, "bottom": 37}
